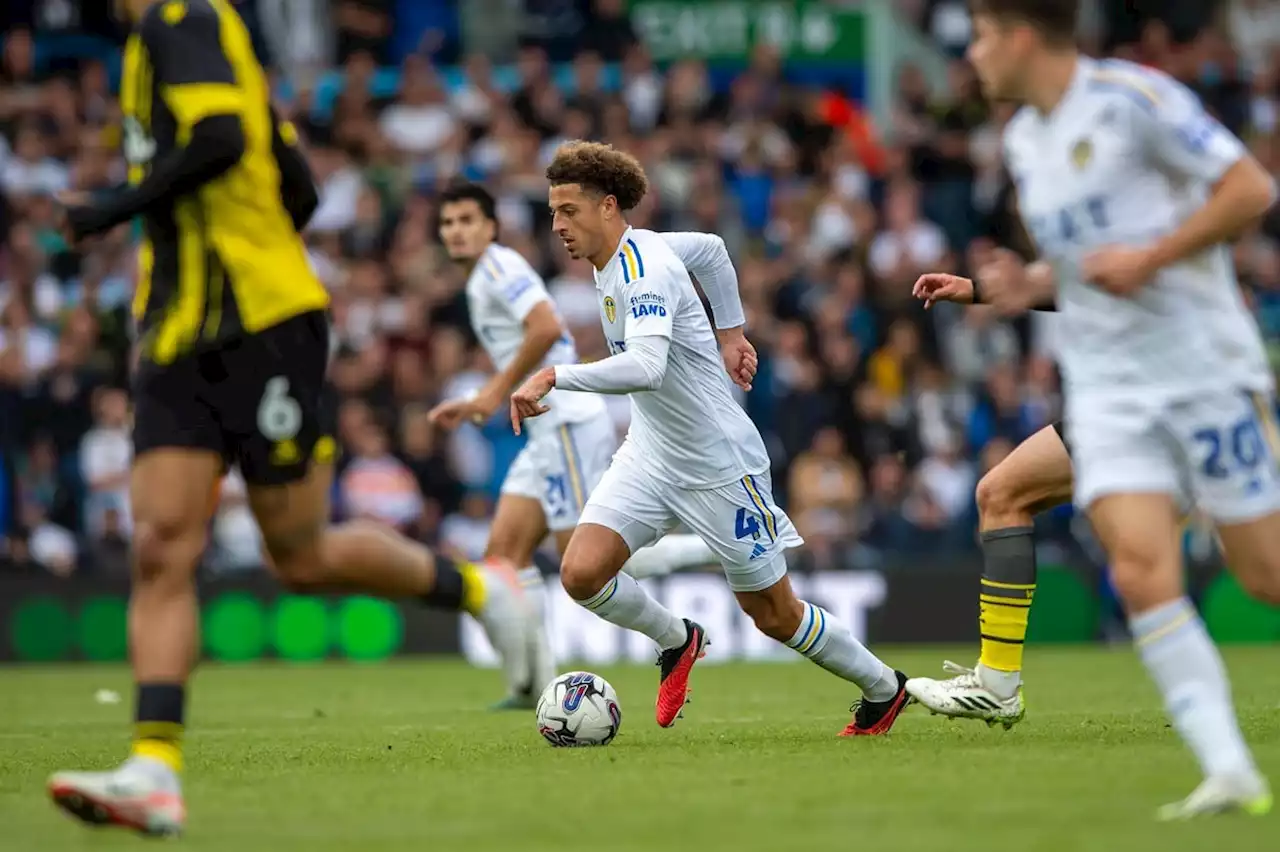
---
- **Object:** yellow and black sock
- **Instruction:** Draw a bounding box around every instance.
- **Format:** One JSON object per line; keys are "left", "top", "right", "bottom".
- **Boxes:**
{"left": 978, "top": 527, "right": 1037, "bottom": 675}
{"left": 132, "top": 683, "right": 185, "bottom": 773}
{"left": 422, "top": 556, "right": 488, "bottom": 617}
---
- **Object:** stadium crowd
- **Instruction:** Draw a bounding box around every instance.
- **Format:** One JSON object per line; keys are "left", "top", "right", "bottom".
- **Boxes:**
{"left": 0, "top": 0, "right": 1278, "bottom": 577}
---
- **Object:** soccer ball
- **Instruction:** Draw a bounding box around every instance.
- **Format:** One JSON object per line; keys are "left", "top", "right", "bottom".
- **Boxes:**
{"left": 535, "top": 671, "right": 622, "bottom": 747}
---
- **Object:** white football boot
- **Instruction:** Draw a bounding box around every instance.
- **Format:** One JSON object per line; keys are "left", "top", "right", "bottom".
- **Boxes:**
{"left": 1157, "top": 774, "right": 1273, "bottom": 821}
{"left": 49, "top": 758, "right": 185, "bottom": 837}
{"left": 905, "top": 660, "right": 1025, "bottom": 729}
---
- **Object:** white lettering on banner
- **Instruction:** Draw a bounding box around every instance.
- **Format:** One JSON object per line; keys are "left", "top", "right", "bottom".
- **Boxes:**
{"left": 459, "top": 572, "right": 888, "bottom": 668}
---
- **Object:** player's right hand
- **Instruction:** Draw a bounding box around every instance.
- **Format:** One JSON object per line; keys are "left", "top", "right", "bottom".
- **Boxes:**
{"left": 716, "top": 327, "right": 757, "bottom": 392}
{"left": 913, "top": 273, "right": 974, "bottom": 308}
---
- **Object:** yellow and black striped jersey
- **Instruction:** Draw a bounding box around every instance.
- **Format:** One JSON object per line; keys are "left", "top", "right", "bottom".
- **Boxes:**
{"left": 121, "top": 0, "right": 329, "bottom": 364}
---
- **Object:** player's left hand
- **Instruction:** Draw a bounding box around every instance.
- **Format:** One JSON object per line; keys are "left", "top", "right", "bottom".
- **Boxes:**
{"left": 1083, "top": 246, "right": 1158, "bottom": 296}
{"left": 510, "top": 366, "right": 556, "bottom": 435}
{"left": 716, "top": 327, "right": 757, "bottom": 392}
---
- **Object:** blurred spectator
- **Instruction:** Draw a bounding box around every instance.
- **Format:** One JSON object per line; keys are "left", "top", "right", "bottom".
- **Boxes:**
{"left": 210, "top": 471, "right": 263, "bottom": 574}
{"left": 80, "top": 387, "right": 132, "bottom": 540}
{"left": 2, "top": 0, "right": 1277, "bottom": 577}
{"left": 439, "top": 490, "right": 493, "bottom": 562}
{"left": 339, "top": 419, "right": 426, "bottom": 535}
{"left": 20, "top": 499, "right": 77, "bottom": 577}
{"left": 789, "top": 427, "right": 863, "bottom": 546}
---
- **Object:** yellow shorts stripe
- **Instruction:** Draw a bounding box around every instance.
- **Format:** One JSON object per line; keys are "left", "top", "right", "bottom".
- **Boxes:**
{"left": 1249, "top": 391, "right": 1280, "bottom": 471}
{"left": 740, "top": 476, "right": 777, "bottom": 542}
{"left": 559, "top": 425, "right": 586, "bottom": 511}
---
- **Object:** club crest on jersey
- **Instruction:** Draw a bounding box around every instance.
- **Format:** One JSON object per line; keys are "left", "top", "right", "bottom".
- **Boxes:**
{"left": 1070, "top": 138, "right": 1093, "bottom": 170}
{"left": 603, "top": 296, "right": 617, "bottom": 323}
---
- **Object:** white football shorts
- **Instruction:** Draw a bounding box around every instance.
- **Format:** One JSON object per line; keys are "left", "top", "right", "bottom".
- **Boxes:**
{"left": 579, "top": 440, "right": 803, "bottom": 592}
{"left": 1067, "top": 387, "right": 1280, "bottom": 524}
{"left": 501, "top": 411, "right": 618, "bottom": 532}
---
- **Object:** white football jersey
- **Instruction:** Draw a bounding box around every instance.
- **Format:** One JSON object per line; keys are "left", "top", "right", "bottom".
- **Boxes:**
{"left": 1005, "top": 57, "right": 1272, "bottom": 399}
{"left": 466, "top": 243, "right": 605, "bottom": 432}
{"left": 593, "top": 227, "right": 771, "bottom": 488}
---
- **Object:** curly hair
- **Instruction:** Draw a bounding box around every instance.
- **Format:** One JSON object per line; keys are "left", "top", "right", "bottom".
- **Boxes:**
{"left": 545, "top": 141, "right": 649, "bottom": 211}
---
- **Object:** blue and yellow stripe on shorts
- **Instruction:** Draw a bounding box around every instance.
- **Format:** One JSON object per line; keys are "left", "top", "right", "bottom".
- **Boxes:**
{"left": 619, "top": 238, "right": 645, "bottom": 284}
{"left": 1248, "top": 390, "right": 1280, "bottom": 472}
{"left": 739, "top": 474, "right": 777, "bottom": 542}
{"left": 558, "top": 424, "right": 587, "bottom": 512}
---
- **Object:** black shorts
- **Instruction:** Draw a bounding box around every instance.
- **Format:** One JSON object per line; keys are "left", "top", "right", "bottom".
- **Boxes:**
{"left": 133, "top": 310, "right": 336, "bottom": 486}
{"left": 1051, "top": 420, "right": 1071, "bottom": 456}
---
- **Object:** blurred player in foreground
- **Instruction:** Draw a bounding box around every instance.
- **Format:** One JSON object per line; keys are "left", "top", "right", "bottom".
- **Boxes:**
{"left": 511, "top": 142, "right": 913, "bottom": 736}
{"left": 47, "top": 0, "right": 528, "bottom": 836}
{"left": 430, "top": 181, "right": 727, "bottom": 708}
{"left": 910, "top": 0, "right": 1279, "bottom": 819}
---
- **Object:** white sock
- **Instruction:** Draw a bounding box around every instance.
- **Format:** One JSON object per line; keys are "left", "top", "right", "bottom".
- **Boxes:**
{"left": 977, "top": 664, "right": 1022, "bottom": 700}
{"left": 122, "top": 756, "right": 181, "bottom": 792}
{"left": 785, "top": 600, "right": 898, "bottom": 701}
{"left": 516, "top": 567, "right": 545, "bottom": 621}
{"left": 622, "top": 534, "right": 715, "bottom": 580}
{"left": 1130, "top": 597, "right": 1258, "bottom": 779}
{"left": 518, "top": 566, "right": 556, "bottom": 693}
{"left": 576, "top": 572, "right": 688, "bottom": 649}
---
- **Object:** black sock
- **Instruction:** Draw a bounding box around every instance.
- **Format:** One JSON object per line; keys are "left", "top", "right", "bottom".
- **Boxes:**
{"left": 133, "top": 683, "right": 186, "bottom": 770}
{"left": 422, "top": 556, "right": 466, "bottom": 611}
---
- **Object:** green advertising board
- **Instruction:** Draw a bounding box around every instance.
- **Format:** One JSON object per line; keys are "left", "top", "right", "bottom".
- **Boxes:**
{"left": 629, "top": 0, "right": 866, "bottom": 63}
{"left": 2, "top": 576, "right": 444, "bottom": 664}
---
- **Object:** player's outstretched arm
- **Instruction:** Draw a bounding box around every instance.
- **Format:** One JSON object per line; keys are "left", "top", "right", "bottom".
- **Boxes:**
{"left": 553, "top": 336, "right": 670, "bottom": 394}
{"left": 65, "top": 6, "right": 248, "bottom": 240}
{"left": 914, "top": 250, "right": 1057, "bottom": 315}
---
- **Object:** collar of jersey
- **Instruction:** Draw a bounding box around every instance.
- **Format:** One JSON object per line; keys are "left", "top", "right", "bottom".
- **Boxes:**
{"left": 1037, "top": 55, "right": 1095, "bottom": 123}
{"left": 597, "top": 227, "right": 636, "bottom": 289}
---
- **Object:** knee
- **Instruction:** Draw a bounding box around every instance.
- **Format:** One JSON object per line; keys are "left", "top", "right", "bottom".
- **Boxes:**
{"left": 975, "top": 468, "right": 1022, "bottom": 521}
{"left": 1107, "top": 538, "right": 1179, "bottom": 610}
{"left": 560, "top": 547, "right": 610, "bottom": 601}
{"left": 133, "top": 515, "right": 205, "bottom": 585}
{"left": 739, "top": 591, "right": 804, "bottom": 642}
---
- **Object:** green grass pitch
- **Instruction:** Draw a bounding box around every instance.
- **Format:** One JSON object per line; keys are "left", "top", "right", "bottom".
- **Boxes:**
{"left": 1, "top": 646, "right": 1277, "bottom": 851}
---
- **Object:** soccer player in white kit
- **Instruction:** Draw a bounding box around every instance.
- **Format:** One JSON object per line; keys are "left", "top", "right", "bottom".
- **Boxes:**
{"left": 907, "top": 0, "right": 1279, "bottom": 819}
{"left": 510, "top": 141, "right": 913, "bottom": 735}
{"left": 428, "top": 182, "right": 724, "bottom": 708}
